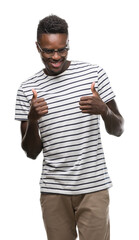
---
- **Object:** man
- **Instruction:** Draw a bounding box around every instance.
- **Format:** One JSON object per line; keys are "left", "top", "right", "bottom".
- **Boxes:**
{"left": 15, "top": 15, "right": 124, "bottom": 240}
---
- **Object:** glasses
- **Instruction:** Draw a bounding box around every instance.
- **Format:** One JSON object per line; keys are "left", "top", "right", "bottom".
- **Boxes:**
{"left": 37, "top": 43, "right": 69, "bottom": 57}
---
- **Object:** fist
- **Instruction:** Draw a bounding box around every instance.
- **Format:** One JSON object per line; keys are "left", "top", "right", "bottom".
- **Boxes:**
{"left": 28, "top": 89, "right": 48, "bottom": 121}
{"left": 79, "top": 82, "right": 107, "bottom": 115}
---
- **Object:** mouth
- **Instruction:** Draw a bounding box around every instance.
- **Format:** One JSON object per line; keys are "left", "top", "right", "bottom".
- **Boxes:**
{"left": 49, "top": 60, "right": 63, "bottom": 69}
{"left": 42, "top": 57, "right": 67, "bottom": 76}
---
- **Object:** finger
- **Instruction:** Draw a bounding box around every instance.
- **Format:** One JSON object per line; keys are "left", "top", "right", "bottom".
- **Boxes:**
{"left": 37, "top": 105, "right": 48, "bottom": 112}
{"left": 32, "top": 89, "right": 37, "bottom": 99}
{"left": 34, "top": 100, "right": 47, "bottom": 107}
{"left": 41, "top": 106, "right": 48, "bottom": 111}
{"left": 80, "top": 96, "right": 92, "bottom": 101}
{"left": 79, "top": 101, "right": 91, "bottom": 106}
{"left": 38, "top": 109, "right": 48, "bottom": 116}
{"left": 91, "top": 82, "right": 100, "bottom": 97}
{"left": 81, "top": 110, "right": 92, "bottom": 113}
{"left": 91, "top": 82, "right": 95, "bottom": 93}
{"left": 36, "top": 98, "right": 47, "bottom": 104}
{"left": 80, "top": 105, "right": 92, "bottom": 110}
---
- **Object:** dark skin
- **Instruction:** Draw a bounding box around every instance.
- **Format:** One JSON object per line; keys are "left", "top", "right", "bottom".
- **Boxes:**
{"left": 21, "top": 33, "right": 124, "bottom": 159}
{"left": 21, "top": 89, "right": 48, "bottom": 159}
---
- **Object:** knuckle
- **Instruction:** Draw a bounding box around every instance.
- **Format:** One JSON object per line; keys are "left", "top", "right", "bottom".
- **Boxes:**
{"left": 88, "top": 100, "right": 92, "bottom": 105}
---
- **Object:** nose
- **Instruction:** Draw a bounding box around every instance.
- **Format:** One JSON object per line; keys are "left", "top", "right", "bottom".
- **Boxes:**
{"left": 51, "top": 51, "right": 61, "bottom": 60}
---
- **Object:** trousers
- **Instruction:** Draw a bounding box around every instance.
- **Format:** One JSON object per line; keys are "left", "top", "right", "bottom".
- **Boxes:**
{"left": 40, "top": 189, "right": 110, "bottom": 240}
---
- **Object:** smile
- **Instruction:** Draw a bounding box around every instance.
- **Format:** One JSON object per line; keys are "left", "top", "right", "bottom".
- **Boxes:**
{"left": 49, "top": 61, "right": 63, "bottom": 68}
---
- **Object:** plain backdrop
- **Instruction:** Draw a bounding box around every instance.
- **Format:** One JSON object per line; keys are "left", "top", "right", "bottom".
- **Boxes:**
{"left": 0, "top": 0, "right": 139, "bottom": 239}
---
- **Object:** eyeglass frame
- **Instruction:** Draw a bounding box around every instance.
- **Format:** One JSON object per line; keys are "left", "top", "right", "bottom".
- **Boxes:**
{"left": 37, "top": 42, "right": 69, "bottom": 56}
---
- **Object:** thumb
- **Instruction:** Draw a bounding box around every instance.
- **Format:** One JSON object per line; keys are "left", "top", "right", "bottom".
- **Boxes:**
{"left": 91, "top": 82, "right": 99, "bottom": 97}
{"left": 32, "top": 89, "right": 37, "bottom": 99}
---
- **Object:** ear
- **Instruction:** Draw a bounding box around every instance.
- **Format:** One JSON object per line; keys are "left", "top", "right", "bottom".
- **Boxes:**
{"left": 67, "top": 39, "right": 70, "bottom": 49}
{"left": 35, "top": 42, "right": 41, "bottom": 53}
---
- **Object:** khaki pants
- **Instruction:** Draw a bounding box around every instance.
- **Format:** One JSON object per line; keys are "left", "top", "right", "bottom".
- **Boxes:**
{"left": 40, "top": 189, "right": 110, "bottom": 240}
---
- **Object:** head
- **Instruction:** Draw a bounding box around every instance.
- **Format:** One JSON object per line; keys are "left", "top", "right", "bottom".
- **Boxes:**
{"left": 36, "top": 15, "right": 70, "bottom": 76}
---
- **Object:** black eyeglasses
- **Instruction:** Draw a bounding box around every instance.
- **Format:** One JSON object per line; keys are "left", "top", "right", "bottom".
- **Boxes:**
{"left": 37, "top": 43, "right": 69, "bottom": 57}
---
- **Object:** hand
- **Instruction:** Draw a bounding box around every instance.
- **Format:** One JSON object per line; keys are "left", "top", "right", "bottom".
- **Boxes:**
{"left": 79, "top": 82, "right": 107, "bottom": 116}
{"left": 28, "top": 89, "right": 48, "bottom": 121}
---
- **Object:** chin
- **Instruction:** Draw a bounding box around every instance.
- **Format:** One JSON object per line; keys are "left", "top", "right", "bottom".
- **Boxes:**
{"left": 45, "top": 63, "right": 65, "bottom": 76}
{"left": 47, "top": 67, "right": 62, "bottom": 76}
{"left": 43, "top": 58, "right": 68, "bottom": 76}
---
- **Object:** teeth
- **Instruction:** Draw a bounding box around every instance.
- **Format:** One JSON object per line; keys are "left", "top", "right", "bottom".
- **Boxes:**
{"left": 53, "top": 62, "right": 60, "bottom": 64}
{"left": 51, "top": 62, "right": 62, "bottom": 67}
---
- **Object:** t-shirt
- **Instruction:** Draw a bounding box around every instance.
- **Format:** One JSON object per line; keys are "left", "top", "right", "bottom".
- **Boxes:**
{"left": 15, "top": 60, "right": 115, "bottom": 195}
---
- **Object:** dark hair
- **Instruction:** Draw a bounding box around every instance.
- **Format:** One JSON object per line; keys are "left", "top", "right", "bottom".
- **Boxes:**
{"left": 37, "top": 15, "right": 68, "bottom": 41}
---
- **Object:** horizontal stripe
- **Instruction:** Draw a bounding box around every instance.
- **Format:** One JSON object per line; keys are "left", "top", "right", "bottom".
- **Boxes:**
{"left": 43, "top": 133, "right": 100, "bottom": 149}
{"left": 40, "top": 115, "right": 98, "bottom": 130}
{"left": 43, "top": 162, "right": 105, "bottom": 173}
{"left": 42, "top": 166, "right": 107, "bottom": 177}
{"left": 41, "top": 176, "right": 109, "bottom": 187}
{"left": 40, "top": 182, "right": 112, "bottom": 194}
{"left": 43, "top": 142, "right": 102, "bottom": 156}
{"left": 42, "top": 128, "right": 100, "bottom": 143}
{"left": 15, "top": 60, "right": 114, "bottom": 195}
{"left": 43, "top": 137, "right": 101, "bottom": 153}
{"left": 43, "top": 153, "right": 104, "bottom": 167}
{"left": 41, "top": 171, "right": 107, "bottom": 182}
{"left": 43, "top": 150, "right": 104, "bottom": 163}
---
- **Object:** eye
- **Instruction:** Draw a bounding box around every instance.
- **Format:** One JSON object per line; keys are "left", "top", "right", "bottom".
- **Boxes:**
{"left": 58, "top": 48, "right": 66, "bottom": 53}
{"left": 43, "top": 49, "right": 54, "bottom": 54}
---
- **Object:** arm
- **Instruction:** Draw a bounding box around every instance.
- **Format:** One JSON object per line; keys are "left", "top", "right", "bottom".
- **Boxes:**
{"left": 21, "top": 120, "right": 43, "bottom": 159}
{"left": 21, "top": 89, "right": 48, "bottom": 159}
{"left": 79, "top": 82, "right": 124, "bottom": 137}
{"left": 102, "top": 99, "right": 124, "bottom": 136}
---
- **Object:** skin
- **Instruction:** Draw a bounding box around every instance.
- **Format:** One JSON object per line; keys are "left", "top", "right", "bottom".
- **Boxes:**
{"left": 21, "top": 33, "right": 124, "bottom": 159}
{"left": 36, "top": 33, "right": 70, "bottom": 76}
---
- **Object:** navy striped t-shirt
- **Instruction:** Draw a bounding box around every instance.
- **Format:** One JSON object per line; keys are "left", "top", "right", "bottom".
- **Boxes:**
{"left": 15, "top": 61, "right": 115, "bottom": 195}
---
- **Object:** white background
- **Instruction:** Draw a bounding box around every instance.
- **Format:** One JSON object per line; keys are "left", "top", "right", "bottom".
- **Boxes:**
{"left": 0, "top": 0, "right": 139, "bottom": 239}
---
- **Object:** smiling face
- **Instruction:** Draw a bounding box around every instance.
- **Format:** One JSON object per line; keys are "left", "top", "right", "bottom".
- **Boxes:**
{"left": 36, "top": 33, "right": 70, "bottom": 76}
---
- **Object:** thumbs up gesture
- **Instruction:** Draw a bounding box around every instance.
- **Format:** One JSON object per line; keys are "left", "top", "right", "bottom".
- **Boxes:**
{"left": 28, "top": 89, "right": 48, "bottom": 121}
{"left": 32, "top": 89, "right": 38, "bottom": 99}
{"left": 79, "top": 82, "right": 107, "bottom": 116}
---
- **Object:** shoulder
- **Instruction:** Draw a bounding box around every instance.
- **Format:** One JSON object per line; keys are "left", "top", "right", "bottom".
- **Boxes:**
{"left": 70, "top": 60, "right": 99, "bottom": 71}
{"left": 20, "top": 69, "right": 45, "bottom": 88}
{"left": 16, "top": 69, "right": 46, "bottom": 101}
{"left": 70, "top": 60, "right": 98, "bottom": 68}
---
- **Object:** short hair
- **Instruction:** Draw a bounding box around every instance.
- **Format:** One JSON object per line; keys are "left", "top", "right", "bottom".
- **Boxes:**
{"left": 37, "top": 15, "right": 68, "bottom": 41}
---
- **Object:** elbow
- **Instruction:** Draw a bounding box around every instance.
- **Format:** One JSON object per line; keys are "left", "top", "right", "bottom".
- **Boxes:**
{"left": 107, "top": 128, "right": 124, "bottom": 137}
{"left": 21, "top": 143, "right": 38, "bottom": 160}
{"left": 116, "top": 118, "right": 124, "bottom": 137}
{"left": 109, "top": 120, "right": 124, "bottom": 137}
{"left": 25, "top": 150, "right": 38, "bottom": 160}
{"left": 27, "top": 153, "right": 38, "bottom": 160}
{"left": 115, "top": 128, "right": 124, "bottom": 137}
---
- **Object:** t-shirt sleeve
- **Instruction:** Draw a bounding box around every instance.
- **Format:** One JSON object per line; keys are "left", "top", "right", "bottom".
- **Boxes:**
{"left": 97, "top": 66, "right": 115, "bottom": 103}
{"left": 15, "top": 84, "right": 30, "bottom": 121}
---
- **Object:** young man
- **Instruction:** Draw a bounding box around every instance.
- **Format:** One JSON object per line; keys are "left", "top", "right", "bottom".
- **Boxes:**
{"left": 15, "top": 15, "right": 124, "bottom": 240}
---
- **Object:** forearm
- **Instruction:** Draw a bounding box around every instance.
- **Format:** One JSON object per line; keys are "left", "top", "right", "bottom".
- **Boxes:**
{"left": 22, "top": 120, "right": 42, "bottom": 159}
{"left": 102, "top": 106, "right": 124, "bottom": 137}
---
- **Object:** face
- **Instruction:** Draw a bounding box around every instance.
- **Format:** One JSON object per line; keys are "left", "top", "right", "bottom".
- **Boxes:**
{"left": 36, "top": 33, "right": 69, "bottom": 76}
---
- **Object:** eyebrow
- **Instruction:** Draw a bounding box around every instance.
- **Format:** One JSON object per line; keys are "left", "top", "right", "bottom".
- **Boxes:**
{"left": 42, "top": 45, "right": 68, "bottom": 50}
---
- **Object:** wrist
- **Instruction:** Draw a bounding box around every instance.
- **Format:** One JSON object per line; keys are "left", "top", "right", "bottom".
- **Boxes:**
{"left": 28, "top": 116, "right": 38, "bottom": 125}
{"left": 101, "top": 104, "right": 109, "bottom": 119}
